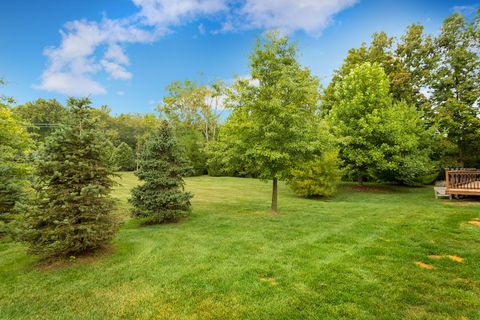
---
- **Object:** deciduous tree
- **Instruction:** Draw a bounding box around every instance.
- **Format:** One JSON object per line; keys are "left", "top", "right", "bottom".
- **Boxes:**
{"left": 214, "top": 32, "right": 322, "bottom": 212}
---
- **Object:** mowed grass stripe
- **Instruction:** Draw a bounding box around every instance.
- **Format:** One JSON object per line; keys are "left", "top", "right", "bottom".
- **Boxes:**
{"left": 0, "top": 173, "right": 479, "bottom": 319}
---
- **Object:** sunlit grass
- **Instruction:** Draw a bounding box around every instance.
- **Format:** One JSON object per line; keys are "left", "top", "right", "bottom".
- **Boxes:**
{"left": 1, "top": 172, "right": 479, "bottom": 319}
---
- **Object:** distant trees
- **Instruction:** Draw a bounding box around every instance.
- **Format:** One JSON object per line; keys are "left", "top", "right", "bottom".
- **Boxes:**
{"left": 158, "top": 80, "right": 225, "bottom": 175}
{"left": 23, "top": 98, "right": 117, "bottom": 258}
{"left": 13, "top": 99, "right": 66, "bottom": 142}
{"left": 130, "top": 121, "right": 193, "bottom": 224}
{"left": 327, "top": 63, "right": 435, "bottom": 185}
{"left": 112, "top": 142, "right": 136, "bottom": 171}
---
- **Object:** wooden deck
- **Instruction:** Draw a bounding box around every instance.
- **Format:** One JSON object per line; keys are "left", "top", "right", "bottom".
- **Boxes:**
{"left": 445, "top": 170, "right": 480, "bottom": 196}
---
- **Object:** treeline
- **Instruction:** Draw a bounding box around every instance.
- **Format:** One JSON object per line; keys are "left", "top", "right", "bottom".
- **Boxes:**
{"left": 11, "top": 80, "right": 225, "bottom": 175}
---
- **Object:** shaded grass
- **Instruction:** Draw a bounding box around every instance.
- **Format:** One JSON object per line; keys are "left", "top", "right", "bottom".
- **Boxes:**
{"left": 0, "top": 173, "right": 479, "bottom": 319}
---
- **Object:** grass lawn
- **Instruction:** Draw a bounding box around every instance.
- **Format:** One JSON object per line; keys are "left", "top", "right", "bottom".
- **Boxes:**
{"left": 1, "top": 173, "right": 479, "bottom": 319}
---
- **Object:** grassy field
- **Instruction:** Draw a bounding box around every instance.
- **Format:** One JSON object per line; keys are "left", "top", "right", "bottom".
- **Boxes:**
{"left": 1, "top": 173, "right": 479, "bottom": 319}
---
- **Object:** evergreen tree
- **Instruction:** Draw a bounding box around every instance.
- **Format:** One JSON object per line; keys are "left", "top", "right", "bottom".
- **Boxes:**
{"left": 112, "top": 142, "right": 136, "bottom": 171}
{"left": 130, "top": 121, "right": 193, "bottom": 224}
{"left": 23, "top": 98, "right": 117, "bottom": 258}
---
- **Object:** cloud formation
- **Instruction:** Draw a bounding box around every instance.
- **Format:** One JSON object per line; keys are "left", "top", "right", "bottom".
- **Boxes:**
{"left": 37, "top": 0, "right": 357, "bottom": 96}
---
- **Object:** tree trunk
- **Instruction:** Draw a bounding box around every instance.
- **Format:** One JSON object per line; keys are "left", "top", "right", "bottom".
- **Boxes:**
{"left": 271, "top": 178, "right": 278, "bottom": 213}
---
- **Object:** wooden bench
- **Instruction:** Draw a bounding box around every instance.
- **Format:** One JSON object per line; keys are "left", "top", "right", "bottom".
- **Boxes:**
{"left": 434, "top": 187, "right": 452, "bottom": 200}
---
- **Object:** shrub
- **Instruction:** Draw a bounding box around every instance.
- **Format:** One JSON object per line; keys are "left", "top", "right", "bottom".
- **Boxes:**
{"left": 287, "top": 150, "right": 342, "bottom": 197}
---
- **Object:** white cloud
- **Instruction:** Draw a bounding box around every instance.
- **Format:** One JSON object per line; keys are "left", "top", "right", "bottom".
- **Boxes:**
{"left": 36, "top": 17, "right": 157, "bottom": 96}
{"left": 37, "top": 0, "right": 357, "bottom": 96}
{"left": 117, "top": 90, "right": 125, "bottom": 96}
{"left": 132, "top": 0, "right": 227, "bottom": 26}
{"left": 452, "top": 5, "right": 479, "bottom": 16}
{"left": 36, "top": 72, "right": 107, "bottom": 95}
{"left": 238, "top": 0, "right": 358, "bottom": 35}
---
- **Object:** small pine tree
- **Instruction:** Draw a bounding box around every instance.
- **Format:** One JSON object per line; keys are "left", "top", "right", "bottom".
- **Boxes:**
{"left": 22, "top": 98, "right": 117, "bottom": 258}
{"left": 130, "top": 121, "right": 193, "bottom": 224}
{"left": 112, "top": 142, "right": 136, "bottom": 171}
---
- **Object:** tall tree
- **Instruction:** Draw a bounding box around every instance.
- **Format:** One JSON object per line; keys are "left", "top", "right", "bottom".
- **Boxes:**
{"left": 430, "top": 11, "right": 480, "bottom": 166}
{"left": 130, "top": 121, "right": 192, "bottom": 224}
{"left": 23, "top": 98, "right": 117, "bottom": 258}
{"left": 327, "top": 62, "right": 435, "bottom": 185}
{"left": 216, "top": 32, "right": 321, "bottom": 212}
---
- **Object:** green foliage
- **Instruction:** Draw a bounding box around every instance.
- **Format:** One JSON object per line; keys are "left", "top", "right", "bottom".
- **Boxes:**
{"left": 130, "top": 121, "right": 193, "bottom": 224}
{"left": 213, "top": 32, "right": 326, "bottom": 210}
{"left": 22, "top": 97, "right": 117, "bottom": 258}
{"left": 176, "top": 127, "right": 207, "bottom": 176}
{"left": 328, "top": 62, "right": 436, "bottom": 185}
{"left": 112, "top": 142, "right": 136, "bottom": 171}
{"left": 101, "top": 139, "right": 117, "bottom": 169}
{"left": 13, "top": 99, "right": 66, "bottom": 142}
{"left": 429, "top": 11, "right": 480, "bottom": 167}
{"left": 287, "top": 130, "right": 342, "bottom": 197}
{"left": 322, "top": 31, "right": 432, "bottom": 116}
{"left": 158, "top": 80, "right": 225, "bottom": 175}
{"left": 0, "top": 103, "right": 33, "bottom": 235}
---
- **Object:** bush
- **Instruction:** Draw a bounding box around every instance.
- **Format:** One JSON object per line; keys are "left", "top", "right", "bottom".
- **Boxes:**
{"left": 287, "top": 150, "right": 342, "bottom": 197}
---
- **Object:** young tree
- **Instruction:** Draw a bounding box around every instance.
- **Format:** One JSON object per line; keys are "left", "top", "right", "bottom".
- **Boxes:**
{"left": 216, "top": 33, "right": 322, "bottom": 212}
{"left": 327, "top": 62, "right": 435, "bottom": 185}
{"left": 130, "top": 121, "right": 193, "bottom": 224}
{"left": 112, "top": 142, "right": 136, "bottom": 171}
{"left": 0, "top": 103, "right": 32, "bottom": 235}
{"left": 22, "top": 98, "right": 117, "bottom": 258}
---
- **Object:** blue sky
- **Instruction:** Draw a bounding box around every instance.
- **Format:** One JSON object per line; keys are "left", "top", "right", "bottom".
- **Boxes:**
{"left": 0, "top": 0, "right": 478, "bottom": 114}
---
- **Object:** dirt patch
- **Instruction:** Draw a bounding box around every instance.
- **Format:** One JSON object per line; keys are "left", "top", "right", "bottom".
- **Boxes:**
{"left": 468, "top": 220, "right": 480, "bottom": 227}
{"left": 447, "top": 255, "right": 464, "bottom": 263}
{"left": 35, "top": 245, "right": 114, "bottom": 271}
{"left": 415, "top": 261, "right": 434, "bottom": 270}
{"left": 259, "top": 276, "right": 278, "bottom": 285}
{"left": 427, "top": 254, "right": 464, "bottom": 263}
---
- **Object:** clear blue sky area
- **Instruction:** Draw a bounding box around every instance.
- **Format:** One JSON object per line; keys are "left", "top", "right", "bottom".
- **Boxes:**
{"left": 1, "top": 0, "right": 478, "bottom": 114}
